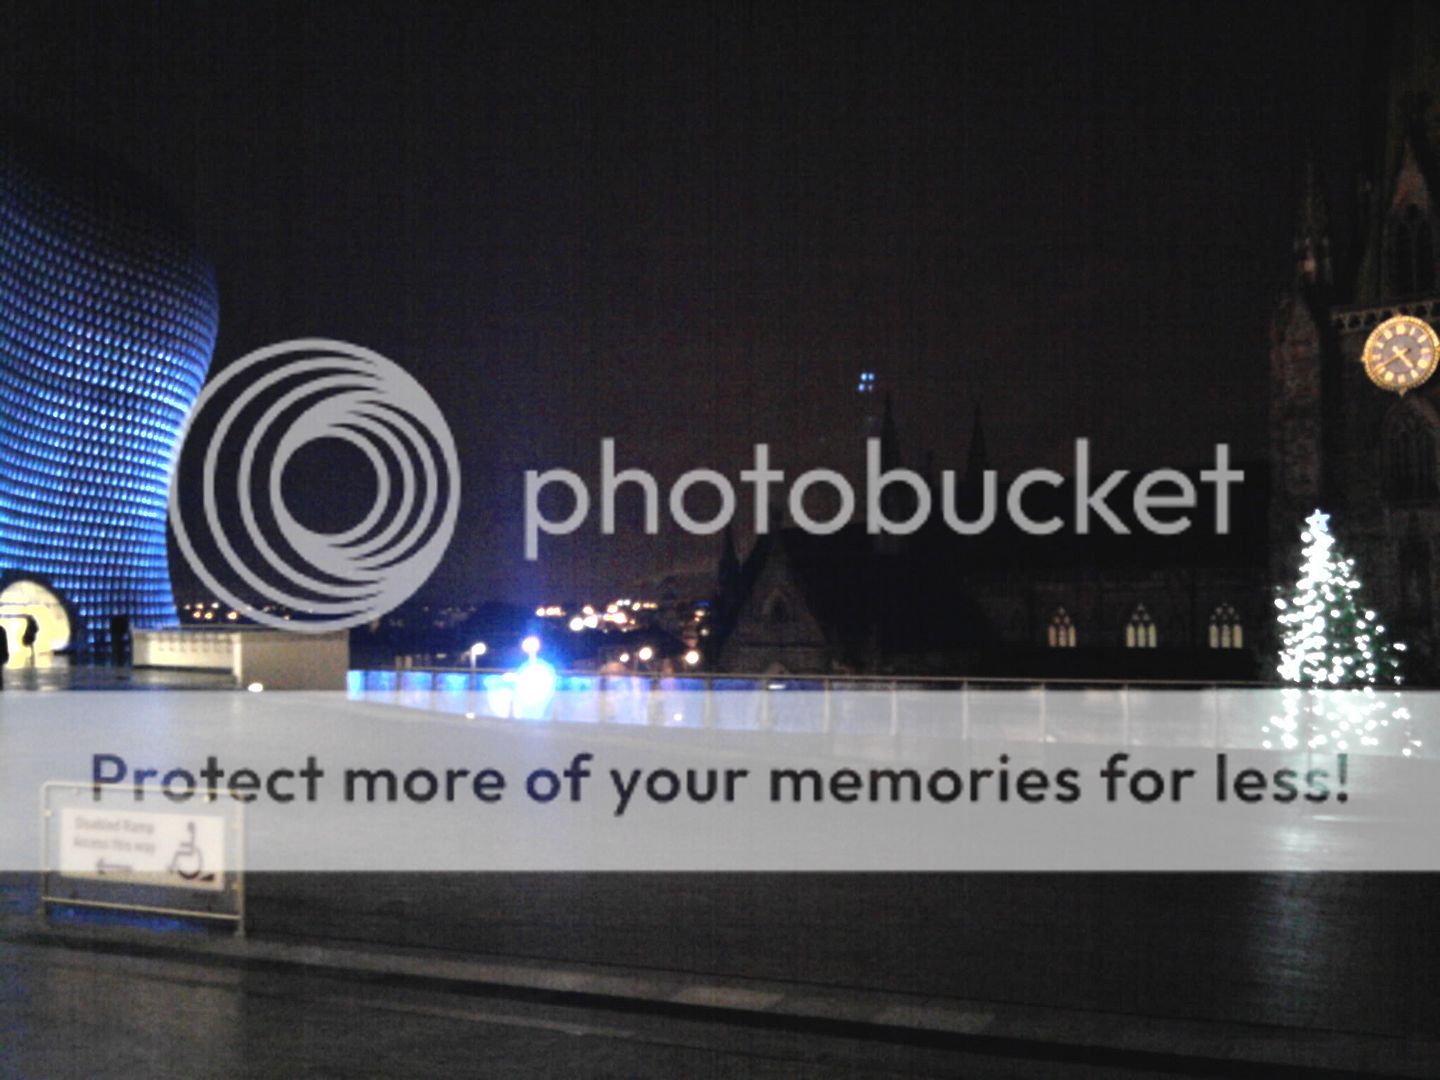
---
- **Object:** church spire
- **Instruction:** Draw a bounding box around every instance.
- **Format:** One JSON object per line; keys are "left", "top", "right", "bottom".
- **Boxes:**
{"left": 715, "top": 523, "right": 740, "bottom": 618}
{"left": 1351, "top": 1, "right": 1440, "bottom": 302}
{"left": 879, "top": 392, "right": 901, "bottom": 473}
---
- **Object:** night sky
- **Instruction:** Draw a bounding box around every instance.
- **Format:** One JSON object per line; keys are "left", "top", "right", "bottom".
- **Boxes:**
{"left": 1, "top": 2, "right": 1374, "bottom": 603}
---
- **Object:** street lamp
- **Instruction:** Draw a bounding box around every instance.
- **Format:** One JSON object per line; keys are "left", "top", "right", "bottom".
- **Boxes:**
{"left": 521, "top": 635, "right": 541, "bottom": 658}
{"left": 468, "top": 641, "right": 487, "bottom": 671}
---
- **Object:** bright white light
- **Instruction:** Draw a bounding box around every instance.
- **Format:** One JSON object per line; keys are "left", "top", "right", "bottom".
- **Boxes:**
{"left": 569, "top": 616, "right": 585, "bottom": 632}
{"left": 246, "top": 682, "right": 264, "bottom": 693}
{"left": 521, "top": 635, "right": 541, "bottom": 657}
{"left": 513, "top": 657, "right": 557, "bottom": 715}
{"left": 638, "top": 646, "right": 654, "bottom": 662}
{"left": 684, "top": 649, "right": 700, "bottom": 666}
{"left": 619, "top": 652, "right": 631, "bottom": 663}
{"left": 470, "top": 641, "right": 488, "bottom": 658}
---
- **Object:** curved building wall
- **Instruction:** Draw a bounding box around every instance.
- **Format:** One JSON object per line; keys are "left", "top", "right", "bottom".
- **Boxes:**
{"left": 0, "top": 131, "right": 218, "bottom": 651}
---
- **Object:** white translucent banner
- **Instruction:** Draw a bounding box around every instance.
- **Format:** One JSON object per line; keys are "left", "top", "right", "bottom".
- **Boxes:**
{"left": 1, "top": 689, "right": 1437, "bottom": 871}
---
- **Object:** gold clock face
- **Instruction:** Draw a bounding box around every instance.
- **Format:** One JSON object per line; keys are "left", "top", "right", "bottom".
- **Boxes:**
{"left": 1362, "top": 315, "right": 1439, "bottom": 394}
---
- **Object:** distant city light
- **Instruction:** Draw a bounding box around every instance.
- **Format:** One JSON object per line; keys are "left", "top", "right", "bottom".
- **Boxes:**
{"left": 684, "top": 649, "right": 700, "bottom": 666}
{"left": 569, "top": 616, "right": 585, "bottom": 632}
{"left": 521, "top": 635, "right": 541, "bottom": 657}
{"left": 619, "top": 652, "right": 631, "bottom": 663}
{"left": 638, "top": 646, "right": 654, "bottom": 663}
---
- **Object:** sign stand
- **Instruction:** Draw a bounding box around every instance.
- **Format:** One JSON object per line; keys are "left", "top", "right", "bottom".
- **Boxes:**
{"left": 40, "top": 782, "right": 245, "bottom": 934}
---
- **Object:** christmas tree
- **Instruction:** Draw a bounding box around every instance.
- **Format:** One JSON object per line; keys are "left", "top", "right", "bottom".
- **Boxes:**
{"left": 1265, "top": 509, "right": 1419, "bottom": 756}
{"left": 1274, "top": 509, "right": 1403, "bottom": 687}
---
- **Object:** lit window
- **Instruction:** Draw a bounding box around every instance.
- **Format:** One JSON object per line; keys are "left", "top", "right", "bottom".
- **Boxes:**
{"left": 1125, "top": 605, "right": 1156, "bottom": 648}
{"left": 1047, "top": 607, "right": 1076, "bottom": 647}
{"left": 1208, "top": 604, "right": 1243, "bottom": 649}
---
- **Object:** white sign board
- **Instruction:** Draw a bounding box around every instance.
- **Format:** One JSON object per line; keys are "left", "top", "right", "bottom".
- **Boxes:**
{"left": 56, "top": 808, "right": 226, "bottom": 892}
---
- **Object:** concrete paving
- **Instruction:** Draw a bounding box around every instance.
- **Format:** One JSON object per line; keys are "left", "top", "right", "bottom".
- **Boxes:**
{"left": 4, "top": 874, "right": 1438, "bottom": 1077}
{"left": 240, "top": 872, "right": 1440, "bottom": 1042}
{"left": 0, "top": 934, "right": 1151, "bottom": 1079}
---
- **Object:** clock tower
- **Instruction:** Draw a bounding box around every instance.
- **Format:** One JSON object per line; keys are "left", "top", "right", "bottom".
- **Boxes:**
{"left": 1271, "top": 0, "right": 1440, "bottom": 677}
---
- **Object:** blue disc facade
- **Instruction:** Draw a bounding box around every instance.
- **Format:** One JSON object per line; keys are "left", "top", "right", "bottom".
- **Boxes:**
{"left": 0, "top": 131, "right": 217, "bottom": 652}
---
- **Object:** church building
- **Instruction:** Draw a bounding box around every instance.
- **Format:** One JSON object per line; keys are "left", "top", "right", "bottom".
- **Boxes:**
{"left": 712, "top": 3, "right": 1440, "bottom": 684}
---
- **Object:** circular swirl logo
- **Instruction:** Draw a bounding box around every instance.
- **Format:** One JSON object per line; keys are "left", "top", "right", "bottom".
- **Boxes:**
{"left": 170, "top": 339, "right": 460, "bottom": 632}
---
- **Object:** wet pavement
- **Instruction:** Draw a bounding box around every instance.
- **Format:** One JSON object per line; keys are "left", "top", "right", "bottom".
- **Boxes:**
{"left": 237, "top": 872, "right": 1440, "bottom": 1041}
{"left": 3, "top": 871, "right": 1438, "bottom": 1076}
{"left": 0, "top": 936, "right": 1150, "bottom": 1079}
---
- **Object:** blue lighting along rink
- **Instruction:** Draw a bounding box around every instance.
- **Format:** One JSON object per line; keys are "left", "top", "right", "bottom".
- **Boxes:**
{"left": 0, "top": 125, "right": 217, "bottom": 655}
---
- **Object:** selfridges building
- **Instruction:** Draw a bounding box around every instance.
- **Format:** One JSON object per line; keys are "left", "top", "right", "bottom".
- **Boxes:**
{"left": 0, "top": 126, "right": 217, "bottom": 655}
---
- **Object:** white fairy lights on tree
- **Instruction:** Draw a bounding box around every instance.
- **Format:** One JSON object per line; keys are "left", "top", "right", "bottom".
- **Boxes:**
{"left": 1265, "top": 509, "right": 1419, "bottom": 756}
{"left": 1275, "top": 509, "right": 1403, "bottom": 686}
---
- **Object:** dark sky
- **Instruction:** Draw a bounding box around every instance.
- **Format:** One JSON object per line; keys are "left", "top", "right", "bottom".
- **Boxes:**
{"left": 1, "top": 1, "right": 1374, "bottom": 603}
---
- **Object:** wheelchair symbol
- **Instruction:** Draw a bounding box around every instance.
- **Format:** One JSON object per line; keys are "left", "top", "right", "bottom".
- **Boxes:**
{"left": 168, "top": 821, "right": 217, "bottom": 884}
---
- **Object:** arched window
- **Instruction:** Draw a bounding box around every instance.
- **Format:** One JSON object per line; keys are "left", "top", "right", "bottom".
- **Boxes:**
{"left": 1389, "top": 204, "right": 1437, "bottom": 295}
{"left": 1208, "top": 604, "right": 1243, "bottom": 649}
{"left": 1399, "top": 538, "right": 1432, "bottom": 629}
{"left": 1383, "top": 401, "right": 1440, "bottom": 502}
{"left": 1048, "top": 607, "right": 1076, "bottom": 648}
{"left": 1125, "top": 604, "right": 1156, "bottom": 648}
